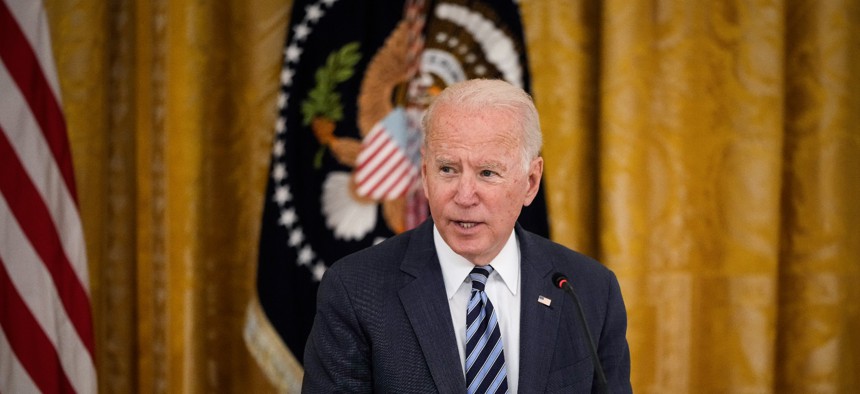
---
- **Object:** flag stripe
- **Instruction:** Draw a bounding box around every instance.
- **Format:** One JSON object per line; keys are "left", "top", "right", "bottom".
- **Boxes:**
{"left": 369, "top": 158, "right": 413, "bottom": 200}
{"left": 0, "top": 63, "right": 90, "bottom": 292}
{"left": 354, "top": 126, "right": 386, "bottom": 166}
{"left": 385, "top": 172, "right": 415, "bottom": 201}
{"left": 1, "top": 1, "right": 97, "bottom": 392}
{"left": 355, "top": 118, "right": 421, "bottom": 200}
{"left": 371, "top": 163, "right": 411, "bottom": 200}
{"left": 0, "top": 326, "right": 42, "bottom": 394}
{"left": 355, "top": 131, "right": 397, "bottom": 180}
{"left": 2, "top": 0, "right": 62, "bottom": 97}
{"left": 358, "top": 141, "right": 401, "bottom": 180}
{"left": 0, "top": 129, "right": 95, "bottom": 358}
{"left": 365, "top": 153, "right": 408, "bottom": 198}
{"left": 0, "top": 193, "right": 97, "bottom": 394}
{"left": 0, "top": 258, "right": 74, "bottom": 394}
{"left": 356, "top": 142, "right": 400, "bottom": 193}
{"left": 0, "top": 1, "right": 76, "bottom": 203}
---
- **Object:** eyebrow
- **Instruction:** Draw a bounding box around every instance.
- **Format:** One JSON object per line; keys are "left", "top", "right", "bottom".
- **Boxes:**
{"left": 479, "top": 161, "right": 506, "bottom": 171}
{"left": 433, "top": 156, "right": 507, "bottom": 172}
{"left": 433, "top": 157, "right": 457, "bottom": 167}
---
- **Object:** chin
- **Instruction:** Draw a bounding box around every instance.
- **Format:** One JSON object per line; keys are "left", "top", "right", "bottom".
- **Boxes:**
{"left": 450, "top": 243, "right": 486, "bottom": 262}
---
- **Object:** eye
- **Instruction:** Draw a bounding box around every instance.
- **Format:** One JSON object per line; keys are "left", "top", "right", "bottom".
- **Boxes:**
{"left": 440, "top": 166, "right": 453, "bottom": 174}
{"left": 480, "top": 169, "right": 496, "bottom": 177}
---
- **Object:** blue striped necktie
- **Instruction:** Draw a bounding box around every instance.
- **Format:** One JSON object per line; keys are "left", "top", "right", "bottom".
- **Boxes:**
{"left": 466, "top": 265, "right": 509, "bottom": 394}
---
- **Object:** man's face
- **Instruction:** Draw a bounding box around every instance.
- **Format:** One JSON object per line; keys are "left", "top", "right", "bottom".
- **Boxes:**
{"left": 422, "top": 103, "right": 543, "bottom": 266}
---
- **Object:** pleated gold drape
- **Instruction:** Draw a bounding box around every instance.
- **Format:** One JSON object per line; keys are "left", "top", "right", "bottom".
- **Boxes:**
{"left": 525, "top": 1, "right": 860, "bottom": 392}
{"left": 45, "top": 0, "right": 289, "bottom": 392}
{"left": 46, "top": 0, "right": 858, "bottom": 392}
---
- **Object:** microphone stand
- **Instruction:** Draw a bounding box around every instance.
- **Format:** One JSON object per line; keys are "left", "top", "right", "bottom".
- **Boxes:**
{"left": 554, "top": 274, "right": 609, "bottom": 394}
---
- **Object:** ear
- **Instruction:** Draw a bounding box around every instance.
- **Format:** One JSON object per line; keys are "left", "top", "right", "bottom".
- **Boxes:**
{"left": 522, "top": 156, "right": 543, "bottom": 207}
{"left": 421, "top": 147, "right": 430, "bottom": 199}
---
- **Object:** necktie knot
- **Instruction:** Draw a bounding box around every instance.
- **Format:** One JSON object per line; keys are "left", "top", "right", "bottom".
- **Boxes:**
{"left": 469, "top": 266, "right": 494, "bottom": 292}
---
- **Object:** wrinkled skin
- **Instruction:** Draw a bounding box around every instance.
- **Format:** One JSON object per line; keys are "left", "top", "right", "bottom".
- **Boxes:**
{"left": 422, "top": 103, "right": 543, "bottom": 266}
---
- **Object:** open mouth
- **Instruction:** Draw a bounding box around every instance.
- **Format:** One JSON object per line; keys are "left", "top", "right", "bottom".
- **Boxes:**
{"left": 456, "top": 221, "right": 478, "bottom": 229}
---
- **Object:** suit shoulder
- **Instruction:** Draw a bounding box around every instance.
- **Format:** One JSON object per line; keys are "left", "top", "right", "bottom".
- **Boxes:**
{"left": 520, "top": 229, "right": 616, "bottom": 280}
{"left": 324, "top": 227, "right": 415, "bottom": 278}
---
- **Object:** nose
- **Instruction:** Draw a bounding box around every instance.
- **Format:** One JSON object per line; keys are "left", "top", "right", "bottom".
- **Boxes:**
{"left": 453, "top": 175, "right": 478, "bottom": 206}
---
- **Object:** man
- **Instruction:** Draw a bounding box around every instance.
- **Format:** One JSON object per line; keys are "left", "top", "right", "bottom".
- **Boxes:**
{"left": 303, "top": 79, "right": 631, "bottom": 393}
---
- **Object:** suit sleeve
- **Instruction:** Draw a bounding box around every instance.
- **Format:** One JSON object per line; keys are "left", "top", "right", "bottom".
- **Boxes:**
{"left": 302, "top": 267, "right": 372, "bottom": 393}
{"left": 595, "top": 272, "right": 632, "bottom": 394}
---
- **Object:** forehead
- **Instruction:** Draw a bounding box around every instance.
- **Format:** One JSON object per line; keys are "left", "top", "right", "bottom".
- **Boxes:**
{"left": 426, "top": 104, "right": 521, "bottom": 148}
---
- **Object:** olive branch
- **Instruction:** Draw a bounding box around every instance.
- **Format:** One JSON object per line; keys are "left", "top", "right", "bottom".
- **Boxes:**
{"left": 301, "top": 42, "right": 362, "bottom": 125}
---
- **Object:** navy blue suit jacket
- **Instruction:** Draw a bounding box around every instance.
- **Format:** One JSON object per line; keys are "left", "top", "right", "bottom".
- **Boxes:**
{"left": 303, "top": 220, "right": 631, "bottom": 393}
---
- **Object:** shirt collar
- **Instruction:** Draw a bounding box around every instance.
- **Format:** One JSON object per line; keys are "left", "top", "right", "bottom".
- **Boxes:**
{"left": 434, "top": 224, "right": 520, "bottom": 299}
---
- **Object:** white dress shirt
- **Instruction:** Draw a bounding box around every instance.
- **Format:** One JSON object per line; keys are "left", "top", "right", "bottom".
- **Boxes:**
{"left": 434, "top": 225, "right": 521, "bottom": 394}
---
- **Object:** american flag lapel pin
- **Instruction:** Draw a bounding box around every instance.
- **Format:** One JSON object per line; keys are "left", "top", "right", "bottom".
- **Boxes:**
{"left": 538, "top": 295, "right": 552, "bottom": 307}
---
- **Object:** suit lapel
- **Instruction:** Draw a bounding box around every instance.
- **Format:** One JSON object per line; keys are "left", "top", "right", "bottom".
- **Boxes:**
{"left": 516, "top": 225, "right": 562, "bottom": 392}
{"left": 398, "top": 221, "right": 466, "bottom": 392}
{"left": 397, "top": 222, "right": 562, "bottom": 392}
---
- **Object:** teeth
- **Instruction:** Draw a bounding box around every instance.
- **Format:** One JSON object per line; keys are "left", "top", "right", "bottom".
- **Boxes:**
{"left": 460, "top": 222, "right": 476, "bottom": 229}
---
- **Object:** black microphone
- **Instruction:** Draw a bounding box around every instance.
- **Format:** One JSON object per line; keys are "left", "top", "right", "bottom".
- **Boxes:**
{"left": 553, "top": 273, "right": 609, "bottom": 394}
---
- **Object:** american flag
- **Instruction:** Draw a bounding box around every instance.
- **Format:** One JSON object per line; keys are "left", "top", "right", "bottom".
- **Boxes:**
{"left": 0, "top": 1, "right": 98, "bottom": 393}
{"left": 353, "top": 107, "right": 422, "bottom": 201}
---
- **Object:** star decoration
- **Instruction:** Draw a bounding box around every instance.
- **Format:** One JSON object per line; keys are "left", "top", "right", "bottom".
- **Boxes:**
{"left": 277, "top": 92, "right": 288, "bottom": 109}
{"left": 298, "top": 245, "right": 315, "bottom": 266}
{"left": 272, "top": 164, "right": 287, "bottom": 182}
{"left": 273, "top": 185, "right": 292, "bottom": 205}
{"left": 280, "top": 67, "right": 295, "bottom": 86}
{"left": 273, "top": 140, "right": 285, "bottom": 157}
{"left": 288, "top": 227, "right": 305, "bottom": 247}
{"left": 312, "top": 261, "right": 327, "bottom": 282}
{"left": 273, "top": 0, "right": 352, "bottom": 283}
{"left": 305, "top": 4, "right": 323, "bottom": 22}
{"left": 278, "top": 208, "right": 297, "bottom": 227}
{"left": 285, "top": 43, "right": 302, "bottom": 63}
{"left": 293, "top": 23, "right": 311, "bottom": 41}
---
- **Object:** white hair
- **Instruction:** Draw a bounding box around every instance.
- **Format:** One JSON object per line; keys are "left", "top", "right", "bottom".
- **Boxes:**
{"left": 422, "top": 79, "right": 542, "bottom": 171}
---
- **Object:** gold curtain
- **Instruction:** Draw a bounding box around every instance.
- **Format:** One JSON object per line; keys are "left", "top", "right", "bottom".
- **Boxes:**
{"left": 45, "top": 0, "right": 290, "bottom": 392}
{"left": 46, "top": 0, "right": 858, "bottom": 392}
{"left": 524, "top": 0, "right": 860, "bottom": 393}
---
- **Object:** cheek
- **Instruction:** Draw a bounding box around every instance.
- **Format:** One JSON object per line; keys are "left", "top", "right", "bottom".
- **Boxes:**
{"left": 498, "top": 185, "right": 526, "bottom": 213}
{"left": 425, "top": 180, "right": 451, "bottom": 203}
{"left": 502, "top": 183, "right": 522, "bottom": 201}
